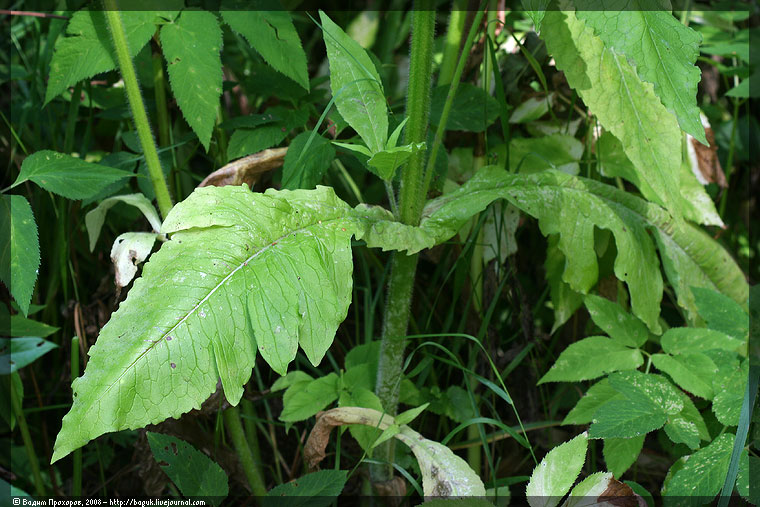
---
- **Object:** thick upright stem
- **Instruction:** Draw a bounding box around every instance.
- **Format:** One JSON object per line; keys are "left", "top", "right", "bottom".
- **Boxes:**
{"left": 373, "top": 4, "right": 435, "bottom": 484}
{"left": 103, "top": 2, "right": 173, "bottom": 219}
{"left": 223, "top": 406, "right": 267, "bottom": 497}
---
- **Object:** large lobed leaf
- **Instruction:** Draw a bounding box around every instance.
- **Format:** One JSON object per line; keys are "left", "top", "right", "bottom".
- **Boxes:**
{"left": 160, "top": 11, "right": 223, "bottom": 151}
{"left": 576, "top": 2, "right": 706, "bottom": 144}
{"left": 541, "top": 10, "right": 684, "bottom": 218}
{"left": 415, "top": 167, "right": 747, "bottom": 332}
{"left": 52, "top": 185, "right": 360, "bottom": 462}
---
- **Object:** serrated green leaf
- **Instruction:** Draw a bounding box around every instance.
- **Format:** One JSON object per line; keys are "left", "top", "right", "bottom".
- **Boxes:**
{"left": 45, "top": 10, "right": 166, "bottom": 104}
{"left": 691, "top": 287, "right": 749, "bottom": 339}
{"left": 222, "top": 7, "right": 309, "bottom": 91}
{"left": 542, "top": 10, "right": 683, "bottom": 217}
{"left": 280, "top": 373, "right": 339, "bottom": 422}
{"left": 8, "top": 315, "right": 59, "bottom": 338}
{"left": 736, "top": 452, "right": 755, "bottom": 501}
{"left": 584, "top": 294, "right": 649, "bottom": 348}
{"left": 13, "top": 151, "right": 134, "bottom": 200}
{"left": 538, "top": 336, "right": 643, "bottom": 384}
{"left": 663, "top": 415, "right": 700, "bottom": 450}
{"left": 651, "top": 353, "right": 716, "bottom": 399}
{"left": 367, "top": 142, "right": 426, "bottom": 181}
{"left": 660, "top": 327, "right": 744, "bottom": 355}
{"left": 0, "top": 195, "right": 40, "bottom": 316}
{"left": 608, "top": 371, "right": 684, "bottom": 416}
{"left": 597, "top": 132, "right": 723, "bottom": 227}
{"left": 264, "top": 470, "right": 347, "bottom": 506}
{"left": 320, "top": 11, "right": 387, "bottom": 154}
{"left": 282, "top": 132, "right": 336, "bottom": 190}
{"left": 576, "top": 6, "right": 706, "bottom": 144}
{"left": 590, "top": 398, "right": 667, "bottom": 439}
{"left": 430, "top": 83, "right": 500, "bottom": 132}
{"left": 566, "top": 472, "right": 613, "bottom": 507}
{"left": 526, "top": 432, "right": 588, "bottom": 507}
{"left": 673, "top": 390, "right": 710, "bottom": 442}
{"left": 85, "top": 193, "right": 162, "bottom": 251}
{"left": 712, "top": 360, "right": 748, "bottom": 426}
{"left": 0, "top": 338, "right": 58, "bottom": 374}
{"left": 603, "top": 436, "right": 644, "bottom": 478}
{"left": 663, "top": 433, "right": 733, "bottom": 502}
{"left": 147, "top": 432, "right": 228, "bottom": 504}
{"left": 51, "top": 185, "right": 361, "bottom": 462}
{"left": 161, "top": 11, "right": 223, "bottom": 150}
{"left": 521, "top": 0, "right": 548, "bottom": 32}
{"left": 563, "top": 378, "right": 624, "bottom": 426}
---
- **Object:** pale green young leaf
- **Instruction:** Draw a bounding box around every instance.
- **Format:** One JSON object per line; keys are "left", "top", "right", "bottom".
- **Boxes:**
{"left": 663, "top": 433, "right": 734, "bottom": 501}
{"left": 526, "top": 432, "right": 588, "bottom": 507}
{"left": 395, "top": 403, "right": 429, "bottom": 426}
{"left": 221, "top": 8, "right": 309, "bottom": 91}
{"left": 332, "top": 141, "right": 372, "bottom": 158}
{"left": 270, "top": 371, "right": 313, "bottom": 392}
{"left": 584, "top": 294, "right": 649, "bottom": 348}
{"left": 660, "top": 327, "right": 744, "bottom": 355}
{"left": 370, "top": 424, "right": 400, "bottom": 449}
{"left": 45, "top": 11, "right": 170, "bottom": 104}
{"left": 280, "top": 373, "right": 340, "bottom": 422}
{"left": 603, "top": 436, "right": 644, "bottom": 478}
{"left": 320, "top": 11, "right": 387, "bottom": 153}
{"left": 565, "top": 472, "right": 613, "bottom": 507}
{"left": 663, "top": 415, "right": 700, "bottom": 450}
{"left": 13, "top": 151, "right": 133, "bottom": 200}
{"left": 161, "top": 11, "right": 223, "bottom": 151}
{"left": 0, "top": 338, "right": 58, "bottom": 374}
{"left": 576, "top": 6, "right": 706, "bottom": 144}
{"left": 264, "top": 470, "right": 347, "bottom": 503}
{"left": 367, "top": 142, "right": 426, "bottom": 181}
{"left": 541, "top": 10, "right": 683, "bottom": 217}
{"left": 0, "top": 196, "right": 40, "bottom": 316}
{"left": 85, "top": 194, "right": 162, "bottom": 251}
{"left": 691, "top": 287, "right": 749, "bottom": 339}
{"left": 52, "top": 185, "right": 359, "bottom": 462}
{"left": 386, "top": 117, "right": 408, "bottom": 150}
{"left": 538, "top": 336, "right": 643, "bottom": 384}
{"left": 651, "top": 353, "right": 716, "bottom": 399}
{"left": 508, "top": 134, "right": 583, "bottom": 175}
{"left": 147, "top": 432, "right": 228, "bottom": 504}
{"left": 563, "top": 378, "right": 623, "bottom": 426}
{"left": 282, "top": 132, "right": 336, "bottom": 190}
{"left": 712, "top": 359, "right": 748, "bottom": 426}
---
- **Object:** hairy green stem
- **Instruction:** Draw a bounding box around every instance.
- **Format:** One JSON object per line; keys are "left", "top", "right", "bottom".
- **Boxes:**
{"left": 223, "top": 406, "right": 267, "bottom": 497}
{"left": 373, "top": 4, "right": 435, "bottom": 485}
{"left": 103, "top": 3, "right": 173, "bottom": 219}
{"left": 11, "top": 373, "right": 46, "bottom": 496}
{"left": 71, "top": 337, "right": 82, "bottom": 496}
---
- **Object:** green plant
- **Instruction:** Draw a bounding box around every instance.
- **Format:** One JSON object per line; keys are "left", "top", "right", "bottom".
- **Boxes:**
{"left": 3, "top": 1, "right": 755, "bottom": 502}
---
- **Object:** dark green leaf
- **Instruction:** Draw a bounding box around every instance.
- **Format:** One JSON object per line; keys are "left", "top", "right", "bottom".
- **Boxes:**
{"left": 663, "top": 433, "right": 733, "bottom": 503}
{"left": 13, "top": 151, "right": 133, "bottom": 200}
{"left": 8, "top": 316, "right": 59, "bottom": 338}
{"left": 0, "top": 196, "right": 40, "bottom": 316}
{"left": 0, "top": 338, "right": 58, "bottom": 374}
{"left": 563, "top": 378, "right": 623, "bottom": 426}
{"left": 430, "top": 83, "right": 499, "bottom": 132}
{"left": 264, "top": 470, "right": 347, "bottom": 506}
{"left": 691, "top": 287, "right": 749, "bottom": 339}
{"left": 603, "top": 435, "right": 644, "bottom": 478}
{"left": 282, "top": 132, "right": 336, "bottom": 189}
{"left": 538, "top": 336, "right": 643, "bottom": 384}
{"left": 584, "top": 294, "right": 649, "bottom": 348}
{"left": 147, "top": 432, "right": 228, "bottom": 504}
